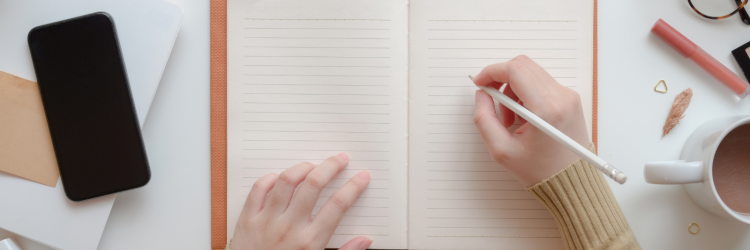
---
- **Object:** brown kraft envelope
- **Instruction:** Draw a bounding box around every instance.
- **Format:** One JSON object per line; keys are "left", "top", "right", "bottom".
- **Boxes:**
{"left": 0, "top": 70, "right": 60, "bottom": 187}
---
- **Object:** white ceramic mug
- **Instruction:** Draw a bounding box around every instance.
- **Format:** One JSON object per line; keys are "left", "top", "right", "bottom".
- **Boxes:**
{"left": 644, "top": 116, "right": 750, "bottom": 224}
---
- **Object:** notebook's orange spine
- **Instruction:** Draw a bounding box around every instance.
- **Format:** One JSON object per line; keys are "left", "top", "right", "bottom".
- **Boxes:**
{"left": 593, "top": 0, "right": 599, "bottom": 151}
{"left": 210, "top": 0, "right": 228, "bottom": 249}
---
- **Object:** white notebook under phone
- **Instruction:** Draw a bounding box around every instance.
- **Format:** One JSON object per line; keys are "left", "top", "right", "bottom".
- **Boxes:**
{"left": 0, "top": 0, "right": 182, "bottom": 249}
{"left": 227, "top": 0, "right": 594, "bottom": 249}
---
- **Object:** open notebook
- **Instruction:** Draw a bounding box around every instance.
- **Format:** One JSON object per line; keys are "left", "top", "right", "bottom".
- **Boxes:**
{"left": 226, "top": 0, "right": 594, "bottom": 248}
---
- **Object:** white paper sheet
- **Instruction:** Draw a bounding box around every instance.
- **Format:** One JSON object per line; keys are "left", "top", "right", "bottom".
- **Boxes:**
{"left": 407, "top": 0, "right": 593, "bottom": 249}
{"left": 226, "top": 0, "right": 409, "bottom": 248}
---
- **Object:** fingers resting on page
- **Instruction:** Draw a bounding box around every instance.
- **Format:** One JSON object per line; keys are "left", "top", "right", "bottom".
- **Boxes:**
{"left": 230, "top": 152, "right": 373, "bottom": 250}
{"left": 471, "top": 55, "right": 591, "bottom": 187}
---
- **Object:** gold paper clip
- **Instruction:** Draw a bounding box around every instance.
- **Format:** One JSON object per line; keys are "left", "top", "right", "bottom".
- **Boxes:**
{"left": 654, "top": 79, "right": 668, "bottom": 93}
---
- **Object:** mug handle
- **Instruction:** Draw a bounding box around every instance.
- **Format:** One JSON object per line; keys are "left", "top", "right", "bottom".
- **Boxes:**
{"left": 644, "top": 160, "right": 704, "bottom": 184}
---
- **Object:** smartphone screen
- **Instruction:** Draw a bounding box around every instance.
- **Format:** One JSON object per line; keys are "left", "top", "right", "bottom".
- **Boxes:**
{"left": 27, "top": 12, "right": 150, "bottom": 201}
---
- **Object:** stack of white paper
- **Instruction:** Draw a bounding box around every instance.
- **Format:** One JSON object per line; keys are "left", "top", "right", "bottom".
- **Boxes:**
{"left": 0, "top": 0, "right": 182, "bottom": 249}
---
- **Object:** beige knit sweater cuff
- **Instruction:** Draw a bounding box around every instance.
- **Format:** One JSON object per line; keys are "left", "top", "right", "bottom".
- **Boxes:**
{"left": 526, "top": 145, "right": 641, "bottom": 250}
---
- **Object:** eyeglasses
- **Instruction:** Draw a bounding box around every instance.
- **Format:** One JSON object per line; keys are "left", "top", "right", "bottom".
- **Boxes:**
{"left": 688, "top": 0, "right": 750, "bottom": 24}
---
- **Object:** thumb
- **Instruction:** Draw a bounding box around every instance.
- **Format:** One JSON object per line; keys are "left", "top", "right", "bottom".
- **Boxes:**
{"left": 338, "top": 236, "right": 373, "bottom": 250}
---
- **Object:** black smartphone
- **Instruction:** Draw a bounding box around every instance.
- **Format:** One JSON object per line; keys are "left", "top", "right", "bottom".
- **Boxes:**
{"left": 27, "top": 12, "right": 150, "bottom": 201}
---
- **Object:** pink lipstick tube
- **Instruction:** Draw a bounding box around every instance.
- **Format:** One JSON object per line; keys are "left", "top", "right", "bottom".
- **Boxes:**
{"left": 652, "top": 19, "right": 750, "bottom": 98}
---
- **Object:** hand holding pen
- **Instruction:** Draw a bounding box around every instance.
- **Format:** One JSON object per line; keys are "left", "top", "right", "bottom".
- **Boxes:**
{"left": 471, "top": 55, "right": 625, "bottom": 186}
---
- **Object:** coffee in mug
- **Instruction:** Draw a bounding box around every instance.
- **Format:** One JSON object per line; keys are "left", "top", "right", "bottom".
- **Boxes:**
{"left": 713, "top": 124, "right": 750, "bottom": 214}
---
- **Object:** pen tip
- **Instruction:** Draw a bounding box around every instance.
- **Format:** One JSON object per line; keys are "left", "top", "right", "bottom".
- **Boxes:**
{"left": 468, "top": 75, "right": 474, "bottom": 80}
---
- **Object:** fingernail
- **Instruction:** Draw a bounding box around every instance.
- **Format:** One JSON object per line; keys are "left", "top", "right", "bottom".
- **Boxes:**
{"left": 356, "top": 170, "right": 370, "bottom": 180}
{"left": 358, "top": 238, "right": 373, "bottom": 250}
{"left": 338, "top": 152, "right": 349, "bottom": 161}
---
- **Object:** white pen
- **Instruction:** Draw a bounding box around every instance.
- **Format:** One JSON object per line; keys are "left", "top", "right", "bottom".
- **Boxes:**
{"left": 471, "top": 76, "right": 627, "bottom": 184}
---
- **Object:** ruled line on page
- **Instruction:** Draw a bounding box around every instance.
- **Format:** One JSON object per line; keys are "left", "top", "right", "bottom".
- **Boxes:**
{"left": 245, "top": 18, "right": 392, "bottom": 21}
{"left": 427, "top": 198, "right": 536, "bottom": 201}
{"left": 243, "top": 46, "right": 391, "bottom": 49}
{"left": 245, "top": 27, "right": 391, "bottom": 30}
{"left": 242, "top": 139, "right": 390, "bottom": 143}
{"left": 427, "top": 226, "right": 557, "bottom": 229}
{"left": 426, "top": 170, "right": 506, "bottom": 172}
{"left": 243, "top": 84, "right": 391, "bottom": 86}
{"left": 242, "top": 158, "right": 391, "bottom": 162}
{"left": 427, "top": 57, "right": 576, "bottom": 59}
{"left": 427, "top": 19, "right": 577, "bottom": 22}
{"left": 426, "top": 208, "right": 548, "bottom": 210}
{"left": 244, "top": 36, "right": 391, "bottom": 39}
{"left": 426, "top": 66, "right": 577, "bottom": 69}
{"left": 428, "top": 28, "right": 576, "bottom": 31}
{"left": 243, "top": 65, "right": 392, "bottom": 67}
{"left": 427, "top": 47, "right": 576, "bottom": 50}
{"left": 242, "top": 121, "right": 391, "bottom": 124}
{"left": 242, "top": 74, "right": 390, "bottom": 77}
{"left": 428, "top": 38, "right": 576, "bottom": 41}
{"left": 427, "top": 217, "right": 553, "bottom": 220}
{"left": 241, "top": 111, "right": 390, "bottom": 115}
{"left": 427, "top": 180, "right": 517, "bottom": 182}
{"left": 334, "top": 233, "right": 390, "bottom": 236}
{"left": 243, "top": 101, "right": 390, "bottom": 105}
{"left": 244, "top": 55, "right": 391, "bottom": 58}
{"left": 426, "top": 236, "right": 562, "bottom": 238}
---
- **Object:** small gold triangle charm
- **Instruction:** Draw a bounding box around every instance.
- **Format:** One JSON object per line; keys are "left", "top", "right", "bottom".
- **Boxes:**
{"left": 654, "top": 79, "right": 668, "bottom": 93}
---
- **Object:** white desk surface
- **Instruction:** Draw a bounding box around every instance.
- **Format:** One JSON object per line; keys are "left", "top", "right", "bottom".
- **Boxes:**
{"left": 3, "top": 0, "right": 750, "bottom": 249}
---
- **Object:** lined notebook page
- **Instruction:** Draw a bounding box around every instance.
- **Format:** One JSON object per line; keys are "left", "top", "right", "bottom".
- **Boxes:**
{"left": 226, "top": 0, "right": 408, "bottom": 248}
{"left": 408, "top": 0, "right": 594, "bottom": 249}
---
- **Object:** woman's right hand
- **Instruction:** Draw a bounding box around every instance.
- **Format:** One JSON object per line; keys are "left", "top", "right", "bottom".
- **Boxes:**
{"left": 471, "top": 55, "right": 590, "bottom": 187}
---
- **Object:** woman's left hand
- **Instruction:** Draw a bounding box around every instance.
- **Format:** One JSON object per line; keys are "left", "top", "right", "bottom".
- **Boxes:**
{"left": 230, "top": 152, "right": 373, "bottom": 250}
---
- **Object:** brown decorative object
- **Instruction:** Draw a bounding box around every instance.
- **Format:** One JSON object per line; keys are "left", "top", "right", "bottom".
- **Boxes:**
{"left": 663, "top": 88, "right": 693, "bottom": 137}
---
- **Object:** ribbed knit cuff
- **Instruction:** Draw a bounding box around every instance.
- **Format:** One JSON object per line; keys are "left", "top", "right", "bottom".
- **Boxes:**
{"left": 526, "top": 144, "right": 641, "bottom": 250}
